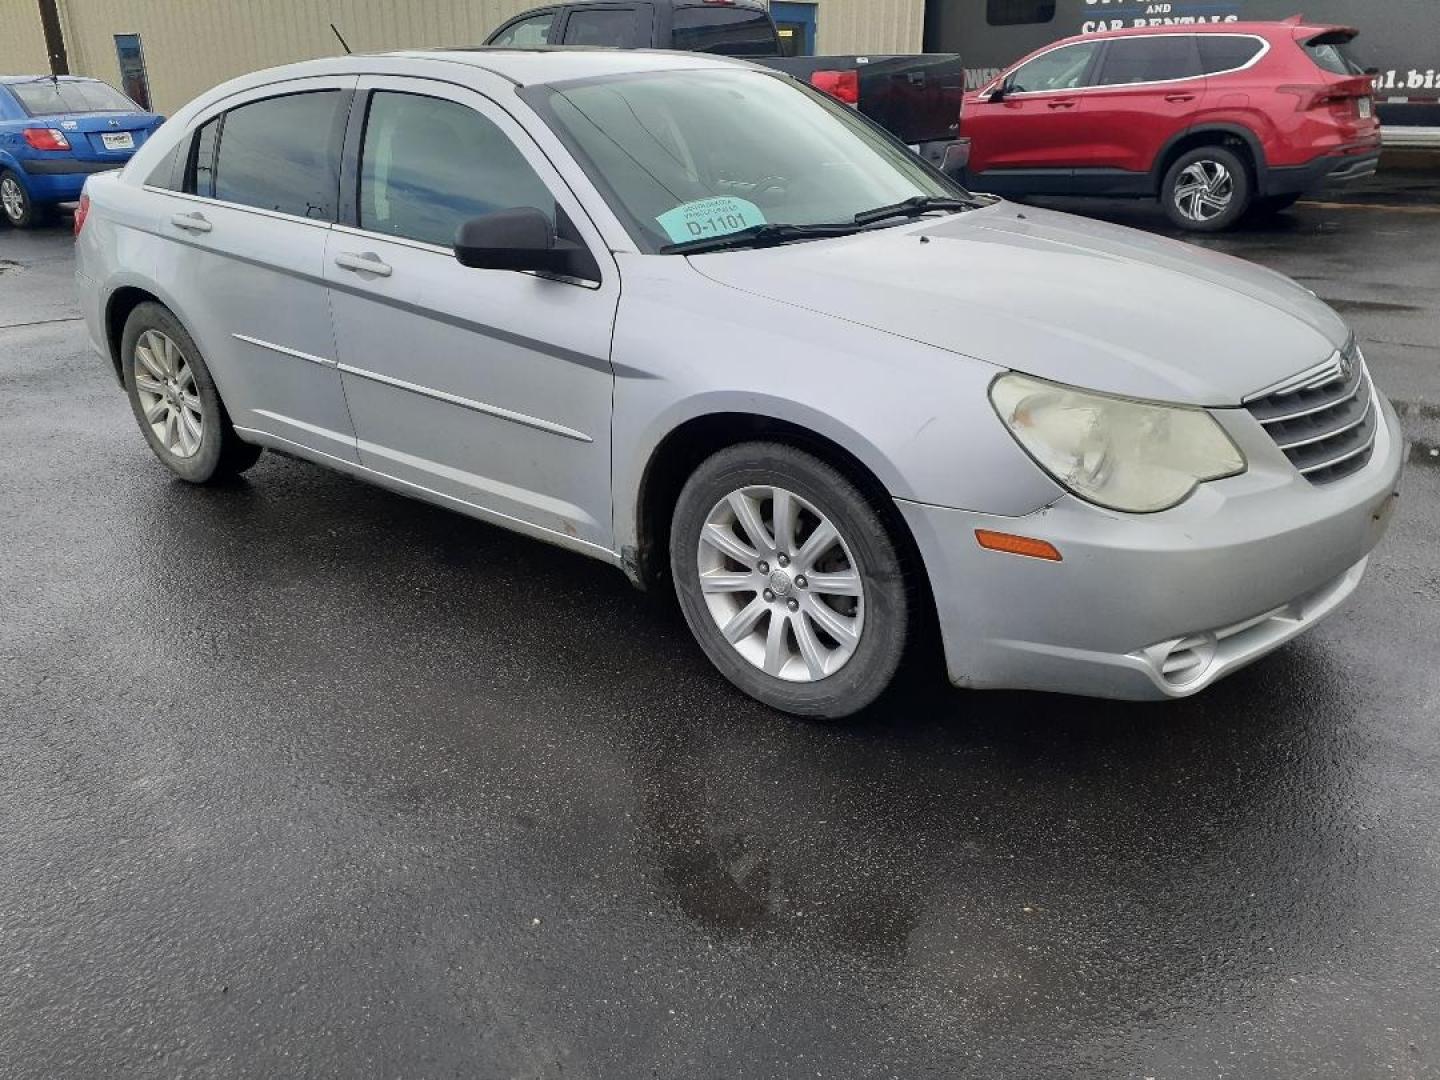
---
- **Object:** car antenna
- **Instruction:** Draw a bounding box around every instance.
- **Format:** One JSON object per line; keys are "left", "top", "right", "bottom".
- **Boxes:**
{"left": 330, "top": 23, "right": 353, "bottom": 55}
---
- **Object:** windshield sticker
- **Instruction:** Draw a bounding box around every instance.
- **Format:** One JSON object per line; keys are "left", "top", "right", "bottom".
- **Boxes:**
{"left": 656, "top": 197, "right": 766, "bottom": 245}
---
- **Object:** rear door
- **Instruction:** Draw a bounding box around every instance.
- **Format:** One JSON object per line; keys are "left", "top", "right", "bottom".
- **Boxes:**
{"left": 963, "top": 39, "right": 1102, "bottom": 179}
{"left": 145, "top": 78, "right": 358, "bottom": 461}
{"left": 1080, "top": 35, "right": 1207, "bottom": 180}
{"left": 558, "top": 4, "right": 654, "bottom": 47}
{"left": 323, "top": 77, "right": 619, "bottom": 551}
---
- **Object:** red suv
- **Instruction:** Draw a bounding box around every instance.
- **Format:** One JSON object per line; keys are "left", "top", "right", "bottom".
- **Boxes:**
{"left": 959, "top": 21, "right": 1380, "bottom": 231}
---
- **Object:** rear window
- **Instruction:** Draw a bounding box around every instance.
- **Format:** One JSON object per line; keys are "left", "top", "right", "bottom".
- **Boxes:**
{"left": 1197, "top": 35, "right": 1264, "bottom": 74}
{"left": 673, "top": 7, "right": 779, "bottom": 56}
{"left": 562, "top": 8, "right": 644, "bottom": 46}
{"left": 1304, "top": 33, "right": 1366, "bottom": 76}
{"left": 1094, "top": 36, "right": 1201, "bottom": 85}
{"left": 9, "top": 78, "right": 137, "bottom": 116}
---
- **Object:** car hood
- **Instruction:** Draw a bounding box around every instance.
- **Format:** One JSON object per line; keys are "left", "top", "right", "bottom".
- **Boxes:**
{"left": 686, "top": 203, "right": 1348, "bottom": 406}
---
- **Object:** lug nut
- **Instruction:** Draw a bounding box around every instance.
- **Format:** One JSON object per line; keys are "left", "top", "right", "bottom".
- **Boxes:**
{"left": 777, "top": 554, "right": 790, "bottom": 568}
{"left": 758, "top": 561, "right": 769, "bottom": 574}
{"left": 795, "top": 575, "right": 808, "bottom": 589}
{"left": 763, "top": 589, "right": 775, "bottom": 602}
{"left": 787, "top": 598, "right": 799, "bottom": 612}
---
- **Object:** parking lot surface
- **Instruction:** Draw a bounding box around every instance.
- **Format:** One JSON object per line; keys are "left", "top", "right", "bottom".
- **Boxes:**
{"left": 2, "top": 182, "right": 1438, "bottom": 1078}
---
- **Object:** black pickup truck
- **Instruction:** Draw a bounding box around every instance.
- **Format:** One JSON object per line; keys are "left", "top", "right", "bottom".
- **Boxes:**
{"left": 485, "top": 0, "right": 967, "bottom": 172}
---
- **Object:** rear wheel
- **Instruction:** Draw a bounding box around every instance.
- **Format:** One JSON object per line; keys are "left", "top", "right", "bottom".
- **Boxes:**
{"left": 121, "top": 302, "right": 263, "bottom": 483}
{"left": 670, "top": 442, "right": 909, "bottom": 719}
{"left": 1161, "top": 146, "right": 1251, "bottom": 232}
{"left": 0, "top": 170, "right": 47, "bottom": 229}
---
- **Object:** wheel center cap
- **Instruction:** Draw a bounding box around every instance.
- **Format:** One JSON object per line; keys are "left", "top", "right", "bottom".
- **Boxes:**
{"left": 768, "top": 569, "right": 793, "bottom": 597}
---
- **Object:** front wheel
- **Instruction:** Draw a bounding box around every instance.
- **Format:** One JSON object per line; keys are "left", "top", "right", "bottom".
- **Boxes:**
{"left": 670, "top": 442, "right": 909, "bottom": 719}
{"left": 0, "top": 170, "right": 48, "bottom": 229}
{"left": 1161, "top": 146, "right": 1252, "bottom": 232}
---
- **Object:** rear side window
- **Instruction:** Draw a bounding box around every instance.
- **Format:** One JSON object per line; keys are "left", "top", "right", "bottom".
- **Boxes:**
{"left": 1094, "top": 36, "right": 1201, "bottom": 85}
{"left": 986, "top": 0, "right": 1056, "bottom": 26}
{"left": 1304, "top": 34, "right": 1365, "bottom": 76}
{"left": 10, "top": 78, "right": 137, "bottom": 115}
{"left": 563, "top": 8, "right": 644, "bottom": 46}
{"left": 1198, "top": 35, "right": 1264, "bottom": 75}
{"left": 358, "top": 91, "right": 555, "bottom": 248}
{"left": 489, "top": 12, "right": 556, "bottom": 46}
{"left": 673, "top": 7, "right": 779, "bottom": 56}
{"left": 1007, "top": 41, "right": 1100, "bottom": 93}
{"left": 190, "top": 91, "right": 345, "bottom": 220}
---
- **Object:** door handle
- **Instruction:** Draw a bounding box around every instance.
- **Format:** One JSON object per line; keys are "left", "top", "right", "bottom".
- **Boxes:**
{"left": 1047, "top": 100, "right": 1077, "bottom": 109}
{"left": 169, "top": 212, "right": 212, "bottom": 233}
{"left": 1165, "top": 93, "right": 1196, "bottom": 103}
{"left": 334, "top": 252, "right": 393, "bottom": 278}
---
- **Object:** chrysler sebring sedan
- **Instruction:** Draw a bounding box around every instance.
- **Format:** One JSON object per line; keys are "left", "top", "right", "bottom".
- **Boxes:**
{"left": 75, "top": 49, "right": 1404, "bottom": 718}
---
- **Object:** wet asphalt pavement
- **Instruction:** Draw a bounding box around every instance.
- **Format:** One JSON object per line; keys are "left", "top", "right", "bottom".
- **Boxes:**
{"left": 2, "top": 177, "right": 1439, "bottom": 1079}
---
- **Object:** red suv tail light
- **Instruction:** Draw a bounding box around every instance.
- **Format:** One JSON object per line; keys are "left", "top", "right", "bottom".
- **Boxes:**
{"left": 73, "top": 193, "right": 91, "bottom": 237}
{"left": 810, "top": 70, "right": 860, "bottom": 106}
{"left": 23, "top": 127, "right": 71, "bottom": 151}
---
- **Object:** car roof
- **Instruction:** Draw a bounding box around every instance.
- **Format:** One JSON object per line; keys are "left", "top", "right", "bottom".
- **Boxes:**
{"left": 384, "top": 46, "right": 751, "bottom": 86}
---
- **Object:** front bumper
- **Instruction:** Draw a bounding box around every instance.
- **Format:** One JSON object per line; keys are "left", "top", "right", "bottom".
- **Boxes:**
{"left": 898, "top": 392, "right": 1405, "bottom": 700}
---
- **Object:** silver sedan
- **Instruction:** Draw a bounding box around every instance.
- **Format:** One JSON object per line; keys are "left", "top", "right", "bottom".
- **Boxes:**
{"left": 75, "top": 49, "right": 1404, "bottom": 718}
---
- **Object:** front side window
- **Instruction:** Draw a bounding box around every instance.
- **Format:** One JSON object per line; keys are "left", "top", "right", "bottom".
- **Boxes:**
{"left": 562, "top": 9, "right": 643, "bottom": 46}
{"left": 490, "top": 13, "right": 556, "bottom": 46}
{"left": 10, "top": 78, "right": 137, "bottom": 115}
{"left": 529, "top": 69, "right": 955, "bottom": 253}
{"left": 986, "top": 0, "right": 1056, "bottom": 27}
{"left": 1197, "top": 35, "right": 1263, "bottom": 75}
{"left": 1093, "top": 36, "right": 1202, "bottom": 85}
{"left": 358, "top": 91, "right": 555, "bottom": 248}
{"left": 1006, "top": 42, "right": 1100, "bottom": 93}
{"left": 673, "top": 7, "right": 779, "bottom": 56}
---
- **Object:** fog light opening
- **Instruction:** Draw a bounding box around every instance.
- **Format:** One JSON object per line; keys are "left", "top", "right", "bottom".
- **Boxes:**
{"left": 1158, "top": 632, "right": 1219, "bottom": 689}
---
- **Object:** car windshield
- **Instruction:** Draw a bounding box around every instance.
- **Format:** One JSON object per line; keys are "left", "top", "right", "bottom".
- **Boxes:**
{"left": 10, "top": 78, "right": 138, "bottom": 116}
{"left": 527, "top": 68, "right": 962, "bottom": 253}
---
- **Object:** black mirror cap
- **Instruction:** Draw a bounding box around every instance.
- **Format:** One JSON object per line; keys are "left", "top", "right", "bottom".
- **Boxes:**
{"left": 453, "top": 207, "right": 600, "bottom": 282}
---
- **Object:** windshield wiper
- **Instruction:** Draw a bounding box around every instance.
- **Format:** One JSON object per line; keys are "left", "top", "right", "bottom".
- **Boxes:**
{"left": 660, "top": 222, "right": 865, "bottom": 255}
{"left": 852, "top": 195, "right": 980, "bottom": 226}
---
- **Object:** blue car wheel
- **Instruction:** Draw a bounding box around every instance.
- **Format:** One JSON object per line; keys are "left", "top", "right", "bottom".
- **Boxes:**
{"left": 1, "top": 170, "right": 48, "bottom": 228}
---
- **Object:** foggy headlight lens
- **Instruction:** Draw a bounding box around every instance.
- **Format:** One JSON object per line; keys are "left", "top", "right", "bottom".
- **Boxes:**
{"left": 990, "top": 373, "right": 1246, "bottom": 513}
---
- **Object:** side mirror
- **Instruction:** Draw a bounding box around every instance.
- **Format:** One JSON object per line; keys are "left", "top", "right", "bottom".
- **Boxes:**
{"left": 986, "top": 83, "right": 1009, "bottom": 103}
{"left": 454, "top": 207, "right": 598, "bottom": 281}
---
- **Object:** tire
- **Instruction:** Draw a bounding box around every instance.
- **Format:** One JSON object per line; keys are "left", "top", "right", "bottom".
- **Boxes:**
{"left": 1161, "top": 146, "right": 1252, "bottom": 232}
{"left": 1248, "top": 194, "right": 1301, "bottom": 218}
{"left": 0, "top": 170, "right": 48, "bottom": 229}
{"left": 670, "top": 442, "right": 909, "bottom": 719}
{"left": 121, "top": 302, "right": 263, "bottom": 483}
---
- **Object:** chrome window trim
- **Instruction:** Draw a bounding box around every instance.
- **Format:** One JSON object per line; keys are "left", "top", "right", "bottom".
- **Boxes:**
{"left": 330, "top": 222, "right": 604, "bottom": 290}
{"left": 336, "top": 362, "right": 594, "bottom": 443}
{"left": 141, "top": 185, "right": 335, "bottom": 231}
{"left": 986, "top": 33, "right": 1271, "bottom": 98}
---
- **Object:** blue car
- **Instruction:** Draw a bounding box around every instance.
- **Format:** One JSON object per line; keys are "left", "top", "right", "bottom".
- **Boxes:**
{"left": 0, "top": 75, "right": 163, "bottom": 228}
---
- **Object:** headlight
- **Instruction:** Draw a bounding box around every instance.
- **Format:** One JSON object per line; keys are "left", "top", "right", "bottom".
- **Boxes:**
{"left": 989, "top": 373, "right": 1245, "bottom": 513}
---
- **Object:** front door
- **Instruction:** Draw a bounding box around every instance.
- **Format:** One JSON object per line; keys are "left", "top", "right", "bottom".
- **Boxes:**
{"left": 1080, "top": 35, "right": 1208, "bottom": 179}
{"left": 324, "top": 77, "right": 619, "bottom": 553}
{"left": 964, "top": 39, "right": 1102, "bottom": 185}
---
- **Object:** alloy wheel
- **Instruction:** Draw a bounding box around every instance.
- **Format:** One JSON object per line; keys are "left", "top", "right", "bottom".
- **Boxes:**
{"left": 696, "top": 485, "right": 865, "bottom": 682}
{"left": 1172, "top": 160, "right": 1234, "bottom": 223}
{"left": 133, "top": 329, "right": 204, "bottom": 459}
{"left": 0, "top": 176, "right": 25, "bottom": 223}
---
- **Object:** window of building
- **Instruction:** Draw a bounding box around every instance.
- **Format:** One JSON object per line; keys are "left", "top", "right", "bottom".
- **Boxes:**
{"left": 673, "top": 7, "right": 780, "bottom": 56}
{"left": 113, "top": 34, "right": 152, "bottom": 111}
{"left": 490, "top": 13, "right": 556, "bottom": 46}
{"left": 1094, "top": 36, "right": 1202, "bottom": 85}
{"left": 562, "top": 9, "right": 643, "bottom": 47}
{"left": 986, "top": 0, "right": 1056, "bottom": 27}
{"left": 187, "top": 91, "right": 343, "bottom": 219}
{"left": 358, "top": 91, "right": 555, "bottom": 248}
{"left": 1006, "top": 42, "right": 1100, "bottom": 93}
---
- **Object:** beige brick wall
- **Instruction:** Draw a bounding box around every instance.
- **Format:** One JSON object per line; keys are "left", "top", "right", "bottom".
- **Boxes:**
{"left": 5, "top": 0, "right": 926, "bottom": 115}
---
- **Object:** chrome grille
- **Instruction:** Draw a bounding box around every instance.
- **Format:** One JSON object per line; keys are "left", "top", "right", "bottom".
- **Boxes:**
{"left": 1245, "top": 341, "right": 1376, "bottom": 485}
